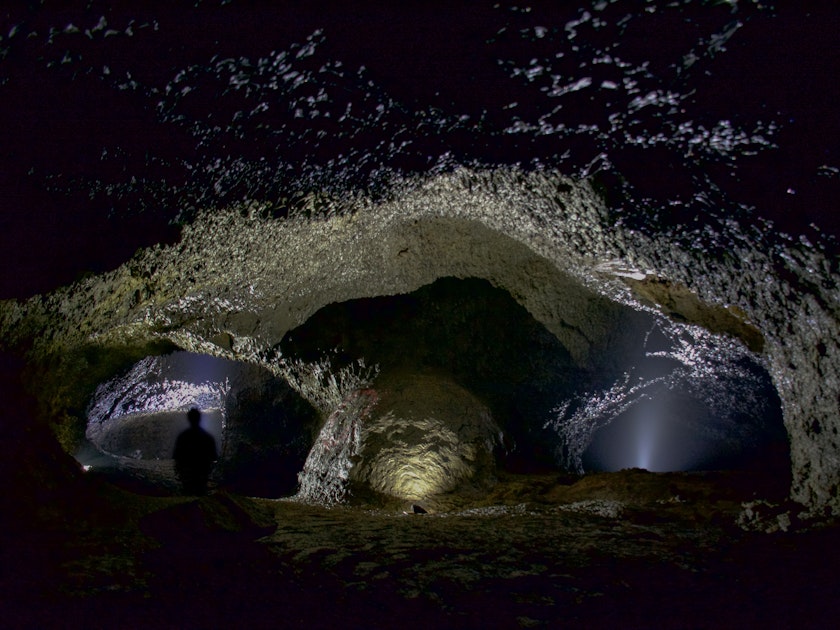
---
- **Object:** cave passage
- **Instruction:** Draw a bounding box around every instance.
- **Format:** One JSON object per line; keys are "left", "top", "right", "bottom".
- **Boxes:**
{"left": 581, "top": 387, "right": 789, "bottom": 475}
{"left": 95, "top": 409, "right": 224, "bottom": 460}
{"left": 281, "top": 277, "right": 789, "bottom": 489}
{"left": 280, "top": 275, "right": 588, "bottom": 470}
{"left": 82, "top": 351, "right": 319, "bottom": 497}
{"left": 82, "top": 276, "right": 789, "bottom": 501}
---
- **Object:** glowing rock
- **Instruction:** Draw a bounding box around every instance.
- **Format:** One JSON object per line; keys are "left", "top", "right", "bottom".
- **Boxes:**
{"left": 350, "top": 372, "right": 501, "bottom": 501}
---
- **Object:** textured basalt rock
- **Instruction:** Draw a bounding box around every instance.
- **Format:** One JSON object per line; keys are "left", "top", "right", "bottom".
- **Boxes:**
{"left": 80, "top": 351, "right": 318, "bottom": 495}
{"left": 1, "top": 168, "right": 838, "bottom": 513}
{"left": 349, "top": 371, "right": 500, "bottom": 501}
{"left": 624, "top": 277, "right": 765, "bottom": 353}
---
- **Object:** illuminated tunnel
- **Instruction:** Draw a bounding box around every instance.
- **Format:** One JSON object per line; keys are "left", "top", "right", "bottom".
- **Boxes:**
{"left": 80, "top": 351, "right": 319, "bottom": 496}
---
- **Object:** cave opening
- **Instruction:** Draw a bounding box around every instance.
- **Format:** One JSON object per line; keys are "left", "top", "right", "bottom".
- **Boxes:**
{"left": 78, "top": 276, "right": 789, "bottom": 504}
{"left": 280, "top": 276, "right": 790, "bottom": 503}
{"left": 280, "top": 275, "right": 588, "bottom": 477}
{"left": 581, "top": 384, "right": 789, "bottom": 476}
{"left": 81, "top": 350, "right": 319, "bottom": 498}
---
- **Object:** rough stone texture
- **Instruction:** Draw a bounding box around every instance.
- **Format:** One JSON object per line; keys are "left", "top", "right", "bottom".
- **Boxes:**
{"left": 1, "top": 167, "right": 839, "bottom": 513}
{"left": 295, "top": 389, "right": 377, "bottom": 504}
{"left": 350, "top": 371, "right": 500, "bottom": 501}
{"left": 624, "top": 277, "right": 765, "bottom": 353}
{"left": 80, "top": 351, "right": 319, "bottom": 495}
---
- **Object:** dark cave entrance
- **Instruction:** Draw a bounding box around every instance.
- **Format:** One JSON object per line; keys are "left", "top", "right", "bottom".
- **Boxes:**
{"left": 280, "top": 276, "right": 589, "bottom": 474}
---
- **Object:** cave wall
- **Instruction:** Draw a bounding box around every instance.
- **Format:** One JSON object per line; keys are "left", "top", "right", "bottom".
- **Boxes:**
{"left": 1, "top": 168, "right": 838, "bottom": 513}
{"left": 350, "top": 371, "right": 500, "bottom": 502}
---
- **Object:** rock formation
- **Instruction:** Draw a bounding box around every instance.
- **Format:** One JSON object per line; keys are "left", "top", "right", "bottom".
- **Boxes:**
{"left": 1, "top": 168, "right": 837, "bottom": 513}
{"left": 349, "top": 371, "right": 500, "bottom": 502}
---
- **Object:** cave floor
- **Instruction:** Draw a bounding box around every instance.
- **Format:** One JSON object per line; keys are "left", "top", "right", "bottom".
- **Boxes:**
{"left": 3, "top": 469, "right": 839, "bottom": 629}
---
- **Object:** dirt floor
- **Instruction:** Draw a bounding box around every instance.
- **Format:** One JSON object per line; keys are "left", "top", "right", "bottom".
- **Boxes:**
{"left": 3, "top": 467, "right": 840, "bottom": 629}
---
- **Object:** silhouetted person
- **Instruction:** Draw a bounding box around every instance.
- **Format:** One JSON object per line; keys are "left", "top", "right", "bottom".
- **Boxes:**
{"left": 173, "top": 407, "right": 218, "bottom": 495}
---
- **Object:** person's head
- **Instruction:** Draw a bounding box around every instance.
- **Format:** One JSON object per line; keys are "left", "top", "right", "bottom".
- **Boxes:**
{"left": 187, "top": 407, "right": 201, "bottom": 427}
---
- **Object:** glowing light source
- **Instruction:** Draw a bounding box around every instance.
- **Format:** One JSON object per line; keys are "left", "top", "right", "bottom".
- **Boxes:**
{"left": 583, "top": 394, "right": 715, "bottom": 473}
{"left": 387, "top": 451, "right": 455, "bottom": 500}
{"left": 354, "top": 410, "right": 496, "bottom": 502}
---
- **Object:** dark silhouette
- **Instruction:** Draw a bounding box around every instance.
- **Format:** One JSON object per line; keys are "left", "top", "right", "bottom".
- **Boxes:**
{"left": 173, "top": 408, "right": 218, "bottom": 495}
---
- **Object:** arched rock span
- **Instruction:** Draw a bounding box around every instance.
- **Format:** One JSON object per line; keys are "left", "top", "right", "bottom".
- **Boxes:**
{"left": 2, "top": 168, "right": 838, "bottom": 513}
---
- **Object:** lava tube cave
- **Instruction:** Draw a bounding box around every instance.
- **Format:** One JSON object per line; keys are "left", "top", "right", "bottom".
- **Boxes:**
{"left": 2, "top": 169, "right": 839, "bottom": 627}
{"left": 4, "top": 3, "right": 840, "bottom": 625}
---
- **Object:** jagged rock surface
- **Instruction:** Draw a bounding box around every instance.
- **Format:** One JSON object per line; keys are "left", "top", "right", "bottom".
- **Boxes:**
{"left": 1, "top": 168, "right": 838, "bottom": 512}
{"left": 350, "top": 372, "right": 501, "bottom": 502}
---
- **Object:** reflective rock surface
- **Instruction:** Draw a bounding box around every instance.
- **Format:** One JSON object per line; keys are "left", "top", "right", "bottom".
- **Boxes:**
{"left": 1, "top": 3, "right": 839, "bottom": 625}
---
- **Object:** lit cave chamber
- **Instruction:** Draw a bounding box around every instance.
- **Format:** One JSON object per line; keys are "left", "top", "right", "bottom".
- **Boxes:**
{"left": 79, "top": 276, "right": 787, "bottom": 503}
{"left": 81, "top": 351, "right": 319, "bottom": 497}
{"left": 4, "top": 171, "right": 830, "bottom": 506}
{"left": 3, "top": 170, "right": 840, "bottom": 625}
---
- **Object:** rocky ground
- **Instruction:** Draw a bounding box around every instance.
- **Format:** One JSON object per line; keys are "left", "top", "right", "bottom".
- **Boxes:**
{"left": 3, "top": 463, "right": 838, "bottom": 629}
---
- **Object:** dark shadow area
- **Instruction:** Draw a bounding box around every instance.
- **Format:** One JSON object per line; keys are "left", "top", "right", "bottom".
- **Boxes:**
{"left": 173, "top": 407, "right": 218, "bottom": 495}
{"left": 219, "top": 372, "right": 319, "bottom": 498}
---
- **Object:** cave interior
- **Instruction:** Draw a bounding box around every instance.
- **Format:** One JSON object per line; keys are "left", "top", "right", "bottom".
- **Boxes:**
{"left": 75, "top": 276, "right": 790, "bottom": 502}
{"left": 2, "top": 276, "right": 832, "bottom": 628}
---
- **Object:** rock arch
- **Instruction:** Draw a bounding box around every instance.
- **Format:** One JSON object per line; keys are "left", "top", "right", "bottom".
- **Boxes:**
{"left": 2, "top": 168, "right": 838, "bottom": 513}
